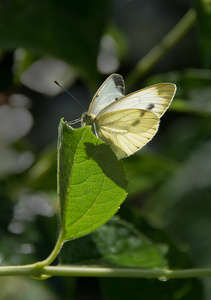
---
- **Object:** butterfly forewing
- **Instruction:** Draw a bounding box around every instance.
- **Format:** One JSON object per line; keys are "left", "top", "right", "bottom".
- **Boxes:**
{"left": 96, "top": 109, "right": 159, "bottom": 159}
{"left": 96, "top": 83, "right": 176, "bottom": 119}
{"left": 88, "top": 74, "right": 125, "bottom": 117}
{"left": 81, "top": 74, "right": 176, "bottom": 159}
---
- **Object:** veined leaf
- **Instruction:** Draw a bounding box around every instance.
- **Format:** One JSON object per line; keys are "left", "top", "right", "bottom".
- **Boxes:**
{"left": 60, "top": 217, "right": 168, "bottom": 268}
{"left": 57, "top": 119, "right": 128, "bottom": 241}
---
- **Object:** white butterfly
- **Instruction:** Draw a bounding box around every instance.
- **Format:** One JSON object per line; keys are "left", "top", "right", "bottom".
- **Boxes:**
{"left": 81, "top": 74, "right": 176, "bottom": 160}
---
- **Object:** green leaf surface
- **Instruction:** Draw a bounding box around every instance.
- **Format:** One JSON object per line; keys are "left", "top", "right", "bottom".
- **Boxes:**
{"left": 60, "top": 217, "right": 167, "bottom": 268}
{"left": 0, "top": 0, "right": 110, "bottom": 84}
{"left": 57, "top": 120, "right": 128, "bottom": 241}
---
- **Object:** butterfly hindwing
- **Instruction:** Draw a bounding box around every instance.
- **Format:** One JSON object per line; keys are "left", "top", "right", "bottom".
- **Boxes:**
{"left": 96, "top": 109, "right": 159, "bottom": 159}
{"left": 88, "top": 74, "right": 125, "bottom": 117}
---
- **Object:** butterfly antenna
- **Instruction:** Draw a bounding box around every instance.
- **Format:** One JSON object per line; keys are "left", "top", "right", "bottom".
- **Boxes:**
{"left": 54, "top": 80, "right": 85, "bottom": 111}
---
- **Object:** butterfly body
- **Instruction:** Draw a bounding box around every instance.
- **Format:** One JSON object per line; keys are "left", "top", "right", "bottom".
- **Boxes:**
{"left": 81, "top": 74, "right": 176, "bottom": 160}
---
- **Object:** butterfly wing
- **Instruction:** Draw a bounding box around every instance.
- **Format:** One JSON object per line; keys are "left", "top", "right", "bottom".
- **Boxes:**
{"left": 96, "top": 83, "right": 176, "bottom": 119}
{"left": 88, "top": 74, "right": 125, "bottom": 117}
{"left": 95, "top": 109, "right": 159, "bottom": 160}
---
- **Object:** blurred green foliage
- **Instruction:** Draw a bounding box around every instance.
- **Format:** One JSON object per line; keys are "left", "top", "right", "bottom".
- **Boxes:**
{"left": 0, "top": 0, "right": 109, "bottom": 86}
{"left": 0, "top": 0, "right": 211, "bottom": 299}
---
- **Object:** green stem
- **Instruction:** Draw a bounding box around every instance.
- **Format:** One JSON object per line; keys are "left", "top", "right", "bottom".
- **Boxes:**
{"left": 0, "top": 265, "right": 41, "bottom": 277}
{"left": 0, "top": 265, "right": 211, "bottom": 279}
{"left": 0, "top": 230, "right": 65, "bottom": 279}
{"left": 125, "top": 8, "right": 197, "bottom": 88}
{"left": 33, "top": 229, "right": 65, "bottom": 269}
{"left": 42, "top": 266, "right": 211, "bottom": 279}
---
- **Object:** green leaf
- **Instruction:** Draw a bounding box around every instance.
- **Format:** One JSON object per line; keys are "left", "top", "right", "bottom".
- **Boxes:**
{"left": 0, "top": 0, "right": 110, "bottom": 84}
{"left": 60, "top": 217, "right": 168, "bottom": 268}
{"left": 57, "top": 119, "right": 128, "bottom": 241}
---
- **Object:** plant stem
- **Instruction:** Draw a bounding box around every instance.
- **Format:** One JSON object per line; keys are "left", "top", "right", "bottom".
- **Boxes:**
{"left": 125, "top": 8, "right": 197, "bottom": 88}
{"left": 42, "top": 266, "right": 211, "bottom": 279}
{"left": 0, "top": 265, "right": 211, "bottom": 279}
{"left": 0, "top": 230, "right": 65, "bottom": 279}
{"left": 0, "top": 265, "right": 41, "bottom": 277}
{"left": 33, "top": 229, "right": 65, "bottom": 269}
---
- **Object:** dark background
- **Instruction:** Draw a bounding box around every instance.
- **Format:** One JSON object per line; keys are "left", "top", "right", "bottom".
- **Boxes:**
{"left": 0, "top": 0, "right": 211, "bottom": 299}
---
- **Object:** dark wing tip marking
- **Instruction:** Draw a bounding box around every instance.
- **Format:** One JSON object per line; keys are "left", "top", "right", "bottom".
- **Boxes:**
{"left": 147, "top": 103, "right": 155, "bottom": 110}
{"left": 113, "top": 74, "right": 125, "bottom": 95}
